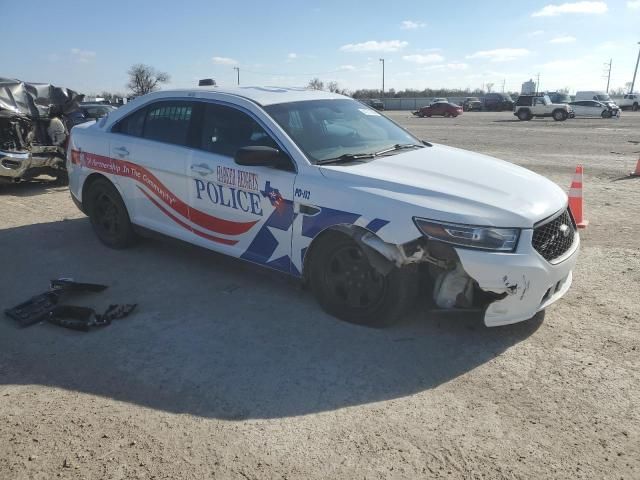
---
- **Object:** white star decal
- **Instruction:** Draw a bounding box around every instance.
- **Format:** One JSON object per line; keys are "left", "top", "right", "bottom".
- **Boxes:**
{"left": 291, "top": 213, "right": 313, "bottom": 274}
{"left": 266, "top": 224, "right": 293, "bottom": 264}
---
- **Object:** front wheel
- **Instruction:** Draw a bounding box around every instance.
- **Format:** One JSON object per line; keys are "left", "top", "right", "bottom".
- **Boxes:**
{"left": 553, "top": 110, "right": 568, "bottom": 121}
{"left": 86, "top": 178, "right": 136, "bottom": 249}
{"left": 308, "top": 231, "right": 417, "bottom": 327}
{"left": 632, "top": 103, "right": 639, "bottom": 112}
{"left": 601, "top": 110, "right": 612, "bottom": 118}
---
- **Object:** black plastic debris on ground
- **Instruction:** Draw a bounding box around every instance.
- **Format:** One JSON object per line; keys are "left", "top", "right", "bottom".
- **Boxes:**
{"left": 4, "top": 279, "right": 136, "bottom": 331}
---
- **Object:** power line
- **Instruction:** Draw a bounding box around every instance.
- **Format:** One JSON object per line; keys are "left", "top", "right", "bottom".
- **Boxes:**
{"left": 240, "top": 67, "right": 349, "bottom": 77}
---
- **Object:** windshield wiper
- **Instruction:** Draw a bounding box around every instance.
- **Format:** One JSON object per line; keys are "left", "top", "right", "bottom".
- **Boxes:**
{"left": 315, "top": 152, "right": 376, "bottom": 165}
{"left": 374, "top": 143, "right": 425, "bottom": 156}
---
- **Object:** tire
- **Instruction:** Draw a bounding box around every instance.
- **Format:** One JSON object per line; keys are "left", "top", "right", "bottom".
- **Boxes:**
{"left": 633, "top": 103, "right": 639, "bottom": 112}
{"left": 517, "top": 109, "right": 531, "bottom": 121}
{"left": 53, "top": 171, "right": 69, "bottom": 186}
{"left": 418, "top": 113, "right": 425, "bottom": 118}
{"left": 601, "top": 110, "right": 612, "bottom": 118}
{"left": 308, "top": 231, "right": 417, "bottom": 327}
{"left": 553, "top": 109, "right": 568, "bottom": 121}
{"left": 85, "top": 178, "right": 136, "bottom": 249}
{"left": 444, "top": 112, "right": 452, "bottom": 118}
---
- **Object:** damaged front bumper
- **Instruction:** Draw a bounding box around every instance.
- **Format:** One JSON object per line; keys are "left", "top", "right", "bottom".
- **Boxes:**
{"left": 0, "top": 146, "right": 65, "bottom": 181}
{"left": 455, "top": 228, "right": 579, "bottom": 327}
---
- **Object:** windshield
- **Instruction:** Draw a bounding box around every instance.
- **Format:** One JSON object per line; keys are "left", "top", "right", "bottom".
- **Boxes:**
{"left": 595, "top": 94, "right": 611, "bottom": 101}
{"left": 264, "top": 99, "right": 421, "bottom": 164}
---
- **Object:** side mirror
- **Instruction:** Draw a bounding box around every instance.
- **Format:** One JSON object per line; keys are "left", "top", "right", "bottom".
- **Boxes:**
{"left": 234, "top": 146, "right": 294, "bottom": 171}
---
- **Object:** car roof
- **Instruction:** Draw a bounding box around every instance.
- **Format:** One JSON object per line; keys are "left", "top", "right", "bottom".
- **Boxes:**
{"left": 166, "top": 86, "right": 347, "bottom": 106}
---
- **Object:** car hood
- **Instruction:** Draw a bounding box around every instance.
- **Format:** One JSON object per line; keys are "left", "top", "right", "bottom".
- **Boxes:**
{"left": 318, "top": 144, "right": 567, "bottom": 228}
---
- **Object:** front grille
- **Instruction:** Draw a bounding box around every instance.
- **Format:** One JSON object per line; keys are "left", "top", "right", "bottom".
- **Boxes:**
{"left": 532, "top": 209, "right": 576, "bottom": 262}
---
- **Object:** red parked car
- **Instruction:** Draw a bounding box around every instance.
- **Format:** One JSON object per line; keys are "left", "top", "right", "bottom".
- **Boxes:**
{"left": 413, "top": 102, "right": 463, "bottom": 118}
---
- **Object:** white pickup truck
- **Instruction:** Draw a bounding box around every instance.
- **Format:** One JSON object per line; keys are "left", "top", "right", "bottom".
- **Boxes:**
{"left": 617, "top": 94, "right": 639, "bottom": 111}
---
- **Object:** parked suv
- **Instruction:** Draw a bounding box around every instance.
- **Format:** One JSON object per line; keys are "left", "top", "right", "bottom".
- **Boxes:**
{"left": 514, "top": 94, "right": 574, "bottom": 121}
{"left": 618, "top": 94, "right": 639, "bottom": 111}
{"left": 462, "top": 97, "right": 482, "bottom": 111}
{"left": 483, "top": 93, "right": 514, "bottom": 111}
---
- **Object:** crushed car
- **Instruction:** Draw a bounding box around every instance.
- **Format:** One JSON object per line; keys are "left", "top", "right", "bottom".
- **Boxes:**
{"left": 0, "top": 78, "right": 84, "bottom": 183}
{"left": 67, "top": 87, "right": 579, "bottom": 328}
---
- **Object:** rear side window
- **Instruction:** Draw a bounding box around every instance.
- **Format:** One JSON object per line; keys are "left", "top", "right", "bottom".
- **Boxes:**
{"left": 143, "top": 101, "right": 193, "bottom": 146}
{"left": 517, "top": 97, "right": 532, "bottom": 106}
{"left": 113, "top": 107, "right": 146, "bottom": 137}
{"left": 112, "top": 101, "right": 195, "bottom": 147}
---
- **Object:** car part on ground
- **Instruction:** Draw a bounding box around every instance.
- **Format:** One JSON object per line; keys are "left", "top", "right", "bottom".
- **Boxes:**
{"left": 0, "top": 78, "right": 83, "bottom": 183}
{"left": 4, "top": 279, "right": 136, "bottom": 331}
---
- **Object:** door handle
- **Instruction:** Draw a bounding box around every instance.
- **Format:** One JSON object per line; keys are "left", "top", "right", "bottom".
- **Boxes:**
{"left": 190, "top": 163, "right": 214, "bottom": 176}
{"left": 113, "top": 146, "right": 129, "bottom": 157}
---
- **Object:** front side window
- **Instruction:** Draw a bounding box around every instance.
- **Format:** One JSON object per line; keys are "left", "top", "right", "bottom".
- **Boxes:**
{"left": 198, "top": 103, "right": 279, "bottom": 157}
{"left": 265, "top": 99, "right": 420, "bottom": 163}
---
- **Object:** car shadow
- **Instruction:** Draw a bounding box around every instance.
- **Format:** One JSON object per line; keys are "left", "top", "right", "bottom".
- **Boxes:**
{"left": 0, "top": 218, "right": 543, "bottom": 420}
{"left": 0, "top": 177, "right": 66, "bottom": 197}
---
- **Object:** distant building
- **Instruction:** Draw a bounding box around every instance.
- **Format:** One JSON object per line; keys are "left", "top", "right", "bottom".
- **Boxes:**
{"left": 521, "top": 79, "right": 536, "bottom": 94}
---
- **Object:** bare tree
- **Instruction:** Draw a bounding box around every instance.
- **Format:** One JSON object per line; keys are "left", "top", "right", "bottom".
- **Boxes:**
{"left": 485, "top": 83, "right": 494, "bottom": 93}
{"left": 307, "top": 78, "right": 324, "bottom": 90}
{"left": 127, "top": 64, "right": 170, "bottom": 96}
{"left": 558, "top": 87, "right": 570, "bottom": 94}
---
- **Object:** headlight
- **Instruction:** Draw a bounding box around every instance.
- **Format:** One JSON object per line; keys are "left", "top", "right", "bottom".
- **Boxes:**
{"left": 413, "top": 218, "right": 520, "bottom": 252}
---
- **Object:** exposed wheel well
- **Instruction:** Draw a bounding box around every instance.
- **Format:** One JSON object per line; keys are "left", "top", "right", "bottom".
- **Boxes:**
{"left": 301, "top": 224, "right": 387, "bottom": 282}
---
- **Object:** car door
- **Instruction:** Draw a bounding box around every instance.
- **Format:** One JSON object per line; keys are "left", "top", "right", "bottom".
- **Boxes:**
{"left": 431, "top": 103, "right": 444, "bottom": 115}
{"left": 108, "top": 100, "right": 197, "bottom": 241}
{"left": 532, "top": 97, "right": 545, "bottom": 115}
{"left": 570, "top": 101, "right": 586, "bottom": 116}
{"left": 187, "top": 101, "right": 297, "bottom": 273}
{"left": 583, "top": 101, "right": 601, "bottom": 117}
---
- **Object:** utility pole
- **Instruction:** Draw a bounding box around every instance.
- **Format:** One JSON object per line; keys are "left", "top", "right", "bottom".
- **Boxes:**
{"left": 631, "top": 42, "right": 640, "bottom": 94}
{"left": 604, "top": 59, "right": 612, "bottom": 93}
{"left": 379, "top": 58, "right": 385, "bottom": 97}
{"left": 233, "top": 67, "right": 240, "bottom": 86}
{"left": 536, "top": 72, "right": 541, "bottom": 94}
{"left": 502, "top": 79, "right": 506, "bottom": 93}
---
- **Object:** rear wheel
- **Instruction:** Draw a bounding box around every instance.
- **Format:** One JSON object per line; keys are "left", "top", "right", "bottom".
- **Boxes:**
{"left": 517, "top": 109, "right": 532, "bottom": 121}
{"left": 308, "top": 231, "right": 417, "bottom": 327}
{"left": 633, "top": 103, "right": 639, "bottom": 112}
{"left": 86, "top": 178, "right": 136, "bottom": 249}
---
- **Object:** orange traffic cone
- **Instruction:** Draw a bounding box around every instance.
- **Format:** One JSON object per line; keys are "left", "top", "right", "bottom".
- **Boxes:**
{"left": 631, "top": 158, "right": 640, "bottom": 177}
{"left": 568, "top": 165, "right": 588, "bottom": 228}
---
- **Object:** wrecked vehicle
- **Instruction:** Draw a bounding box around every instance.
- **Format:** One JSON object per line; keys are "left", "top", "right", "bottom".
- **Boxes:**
{"left": 0, "top": 78, "right": 83, "bottom": 183}
{"left": 67, "top": 87, "right": 579, "bottom": 327}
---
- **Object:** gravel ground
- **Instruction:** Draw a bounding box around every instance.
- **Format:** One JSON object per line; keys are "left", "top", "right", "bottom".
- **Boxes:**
{"left": 1, "top": 111, "right": 639, "bottom": 479}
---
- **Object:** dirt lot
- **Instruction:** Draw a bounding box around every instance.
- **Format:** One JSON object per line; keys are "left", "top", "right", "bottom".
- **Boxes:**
{"left": 1, "top": 111, "right": 639, "bottom": 479}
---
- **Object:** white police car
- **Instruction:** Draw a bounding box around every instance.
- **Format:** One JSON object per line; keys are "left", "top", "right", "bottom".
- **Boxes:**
{"left": 67, "top": 87, "right": 579, "bottom": 327}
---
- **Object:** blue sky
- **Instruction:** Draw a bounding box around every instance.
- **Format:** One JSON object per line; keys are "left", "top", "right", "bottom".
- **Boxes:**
{"left": 2, "top": 1, "right": 639, "bottom": 95}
